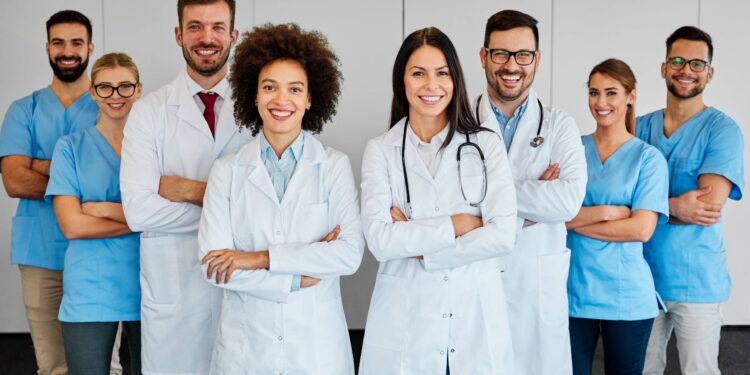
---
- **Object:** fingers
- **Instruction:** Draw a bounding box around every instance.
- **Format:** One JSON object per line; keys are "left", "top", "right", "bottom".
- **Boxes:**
{"left": 390, "top": 207, "right": 407, "bottom": 222}
{"left": 695, "top": 185, "right": 713, "bottom": 197}
{"left": 410, "top": 255, "right": 424, "bottom": 260}
{"left": 321, "top": 225, "right": 340, "bottom": 242}
{"left": 538, "top": 164, "right": 560, "bottom": 181}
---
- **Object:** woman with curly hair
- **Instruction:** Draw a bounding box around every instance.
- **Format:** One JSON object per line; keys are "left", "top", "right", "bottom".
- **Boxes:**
{"left": 198, "top": 23, "right": 364, "bottom": 374}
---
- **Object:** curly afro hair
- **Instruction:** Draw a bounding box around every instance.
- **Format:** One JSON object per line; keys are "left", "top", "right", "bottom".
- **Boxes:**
{"left": 230, "top": 23, "right": 343, "bottom": 136}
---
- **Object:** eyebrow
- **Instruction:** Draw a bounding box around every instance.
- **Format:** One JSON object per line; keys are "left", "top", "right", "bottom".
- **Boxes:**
{"left": 410, "top": 65, "right": 449, "bottom": 70}
{"left": 260, "top": 79, "right": 306, "bottom": 86}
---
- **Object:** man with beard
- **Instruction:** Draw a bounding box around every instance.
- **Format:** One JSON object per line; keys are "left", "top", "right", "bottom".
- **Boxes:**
{"left": 474, "top": 10, "right": 587, "bottom": 375}
{"left": 120, "top": 0, "right": 250, "bottom": 373}
{"left": 638, "top": 26, "right": 744, "bottom": 375}
{"left": 0, "top": 10, "right": 100, "bottom": 375}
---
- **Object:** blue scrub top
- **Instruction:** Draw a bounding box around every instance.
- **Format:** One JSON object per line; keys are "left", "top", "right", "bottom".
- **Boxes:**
{"left": 567, "top": 135, "right": 669, "bottom": 320}
{"left": 636, "top": 108, "right": 744, "bottom": 303}
{"left": 45, "top": 126, "right": 140, "bottom": 322}
{"left": 0, "top": 87, "right": 98, "bottom": 270}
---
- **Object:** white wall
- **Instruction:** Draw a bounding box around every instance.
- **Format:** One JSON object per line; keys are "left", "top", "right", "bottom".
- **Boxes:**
{"left": 1, "top": 0, "right": 748, "bottom": 331}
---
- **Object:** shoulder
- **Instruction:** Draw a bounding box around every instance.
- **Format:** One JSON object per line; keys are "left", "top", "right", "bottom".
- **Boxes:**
{"left": 704, "top": 108, "right": 741, "bottom": 134}
{"left": 5, "top": 91, "right": 38, "bottom": 117}
{"left": 636, "top": 110, "right": 662, "bottom": 127}
{"left": 633, "top": 138, "right": 667, "bottom": 167}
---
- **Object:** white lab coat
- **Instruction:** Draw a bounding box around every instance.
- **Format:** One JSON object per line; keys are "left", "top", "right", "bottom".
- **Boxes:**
{"left": 359, "top": 119, "right": 517, "bottom": 375}
{"left": 198, "top": 133, "right": 364, "bottom": 375}
{"left": 476, "top": 90, "right": 586, "bottom": 375}
{"left": 120, "top": 71, "right": 251, "bottom": 375}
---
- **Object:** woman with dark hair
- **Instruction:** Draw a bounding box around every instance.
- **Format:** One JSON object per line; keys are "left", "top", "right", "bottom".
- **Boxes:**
{"left": 565, "top": 58, "right": 669, "bottom": 375}
{"left": 359, "top": 27, "right": 517, "bottom": 374}
{"left": 198, "top": 23, "right": 364, "bottom": 374}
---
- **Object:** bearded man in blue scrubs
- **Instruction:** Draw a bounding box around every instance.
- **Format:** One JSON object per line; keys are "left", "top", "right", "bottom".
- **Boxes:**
{"left": 637, "top": 26, "right": 744, "bottom": 375}
{"left": 0, "top": 10, "right": 99, "bottom": 375}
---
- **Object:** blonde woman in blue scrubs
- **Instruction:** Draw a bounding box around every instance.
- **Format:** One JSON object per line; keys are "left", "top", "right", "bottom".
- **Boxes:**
{"left": 565, "top": 59, "right": 669, "bottom": 375}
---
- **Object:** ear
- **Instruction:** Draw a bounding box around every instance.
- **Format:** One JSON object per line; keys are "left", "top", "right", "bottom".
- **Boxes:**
{"left": 479, "top": 47, "right": 487, "bottom": 66}
{"left": 88, "top": 42, "right": 94, "bottom": 56}
{"left": 134, "top": 83, "right": 143, "bottom": 99}
{"left": 660, "top": 62, "right": 666, "bottom": 79}
{"left": 706, "top": 66, "right": 714, "bottom": 84}
{"left": 175, "top": 26, "right": 183, "bottom": 47}
{"left": 628, "top": 88, "right": 637, "bottom": 105}
{"left": 534, "top": 50, "right": 542, "bottom": 72}
{"left": 231, "top": 29, "right": 239, "bottom": 45}
{"left": 306, "top": 94, "right": 312, "bottom": 110}
{"left": 89, "top": 86, "right": 97, "bottom": 98}
{"left": 45, "top": 41, "right": 50, "bottom": 55}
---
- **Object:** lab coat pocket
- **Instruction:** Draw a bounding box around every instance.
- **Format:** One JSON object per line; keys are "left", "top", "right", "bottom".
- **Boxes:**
{"left": 140, "top": 235, "right": 181, "bottom": 305}
{"left": 538, "top": 249, "right": 571, "bottom": 324}
{"left": 364, "top": 273, "right": 408, "bottom": 350}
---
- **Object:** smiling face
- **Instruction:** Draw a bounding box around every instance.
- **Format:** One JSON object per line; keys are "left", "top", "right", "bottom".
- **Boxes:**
{"left": 403, "top": 45, "right": 454, "bottom": 123}
{"left": 481, "top": 27, "right": 539, "bottom": 105}
{"left": 662, "top": 39, "right": 713, "bottom": 100}
{"left": 256, "top": 59, "right": 310, "bottom": 138}
{"left": 90, "top": 66, "right": 142, "bottom": 121}
{"left": 588, "top": 72, "right": 634, "bottom": 130}
{"left": 46, "top": 23, "right": 93, "bottom": 83}
{"left": 176, "top": 2, "right": 237, "bottom": 78}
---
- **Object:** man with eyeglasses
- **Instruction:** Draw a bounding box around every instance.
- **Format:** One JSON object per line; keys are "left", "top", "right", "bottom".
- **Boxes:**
{"left": 637, "top": 26, "right": 744, "bottom": 375}
{"left": 475, "top": 9, "right": 587, "bottom": 375}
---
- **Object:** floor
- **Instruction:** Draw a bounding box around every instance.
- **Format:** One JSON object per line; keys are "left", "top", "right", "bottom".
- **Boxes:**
{"left": 1, "top": 327, "right": 748, "bottom": 374}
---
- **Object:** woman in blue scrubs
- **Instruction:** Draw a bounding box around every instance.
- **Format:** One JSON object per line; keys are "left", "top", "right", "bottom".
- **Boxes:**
{"left": 565, "top": 59, "right": 669, "bottom": 375}
{"left": 45, "top": 52, "right": 142, "bottom": 375}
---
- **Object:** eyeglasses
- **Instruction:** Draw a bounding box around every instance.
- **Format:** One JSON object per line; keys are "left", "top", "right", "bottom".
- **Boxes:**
{"left": 666, "top": 57, "right": 710, "bottom": 72}
{"left": 93, "top": 83, "right": 138, "bottom": 98}
{"left": 484, "top": 48, "right": 537, "bottom": 66}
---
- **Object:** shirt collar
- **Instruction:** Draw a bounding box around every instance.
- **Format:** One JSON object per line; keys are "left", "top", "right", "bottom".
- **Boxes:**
{"left": 259, "top": 130, "right": 304, "bottom": 162}
{"left": 406, "top": 122, "right": 450, "bottom": 148}
{"left": 489, "top": 94, "right": 530, "bottom": 124}
{"left": 184, "top": 68, "right": 229, "bottom": 99}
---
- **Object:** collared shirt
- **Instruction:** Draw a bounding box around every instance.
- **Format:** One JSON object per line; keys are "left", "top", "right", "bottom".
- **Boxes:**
{"left": 406, "top": 123, "right": 449, "bottom": 178}
{"left": 259, "top": 130, "right": 305, "bottom": 291}
{"left": 490, "top": 95, "right": 530, "bottom": 151}
{"left": 184, "top": 69, "right": 229, "bottom": 125}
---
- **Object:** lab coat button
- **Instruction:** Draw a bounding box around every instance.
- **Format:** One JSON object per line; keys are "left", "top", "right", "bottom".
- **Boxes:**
{"left": 277, "top": 336, "right": 283, "bottom": 341}
{"left": 440, "top": 350, "right": 445, "bottom": 355}
{"left": 442, "top": 313, "right": 447, "bottom": 318}
{"left": 435, "top": 206, "right": 439, "bottom": 212}
{"left": 450, "top": 348, "right": 455, "bottom": 353}
{"left": 275, "top": 230, "right": 281, "bottom": 236}
{"left": 443, "top": 276, "right": 449, "bottom": 281}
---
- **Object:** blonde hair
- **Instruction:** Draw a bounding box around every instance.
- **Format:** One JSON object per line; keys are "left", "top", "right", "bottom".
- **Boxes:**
{"left": 91, "top": 52, "right": 140, "bottom": 83}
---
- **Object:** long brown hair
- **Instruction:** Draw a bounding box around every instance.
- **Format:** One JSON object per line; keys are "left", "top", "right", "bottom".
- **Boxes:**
{"left": 588, "top": 58, "right": 637, "bottom": 134}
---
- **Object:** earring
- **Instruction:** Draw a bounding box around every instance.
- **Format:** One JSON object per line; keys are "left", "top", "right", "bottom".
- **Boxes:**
{"left": 627, "top": 103, "right": 632, "bottom": 108}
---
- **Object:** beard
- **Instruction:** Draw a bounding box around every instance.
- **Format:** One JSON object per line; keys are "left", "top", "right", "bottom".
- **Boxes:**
{"left": 49, "top": 55, "right": 89, "bottom": 83}
{"left": 182, "top": 43, "right": 231, "bottom": 77}
{"left": 666, "top": 80, "right": 705, "bottom": 100}
{"left": 486, "top": 67, "right": 535, "bottom": 102}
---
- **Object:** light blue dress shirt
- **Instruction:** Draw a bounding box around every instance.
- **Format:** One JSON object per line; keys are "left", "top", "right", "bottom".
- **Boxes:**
{"left": 636, "top": 108, "right": 744, "bottom": 303}
{"left": 259, "top": 130, "right": 305, "bottom": 291}
{"left": 489, "top": 95, "right": 529, "bottom": 151}
{"left": 0, "top": 87, "right": 98, "bottom": 270}
{"left": 45, "top": 127, "right": 140, "bottom": 322}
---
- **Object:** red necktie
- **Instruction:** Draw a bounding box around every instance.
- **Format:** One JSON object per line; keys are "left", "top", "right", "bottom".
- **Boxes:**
{"left": 197, "top": 92, "right": 217, "bottom": 137}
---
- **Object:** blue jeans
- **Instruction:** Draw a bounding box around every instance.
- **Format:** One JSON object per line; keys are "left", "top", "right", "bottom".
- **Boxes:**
{"left": 569, "top": 317, "right": 654, "bottom": 375}
{"left": 62, "top": 321, "right": 141, "bottom": 375}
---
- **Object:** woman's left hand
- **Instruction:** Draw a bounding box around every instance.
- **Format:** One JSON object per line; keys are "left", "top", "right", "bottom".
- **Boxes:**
{"left": 201, "top": 249, "right": 270, "bottom": 284}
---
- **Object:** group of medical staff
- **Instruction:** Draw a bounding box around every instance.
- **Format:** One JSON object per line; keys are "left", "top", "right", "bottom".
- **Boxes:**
{"left": 0, "top": 2, "right": 744, "bottom": 375}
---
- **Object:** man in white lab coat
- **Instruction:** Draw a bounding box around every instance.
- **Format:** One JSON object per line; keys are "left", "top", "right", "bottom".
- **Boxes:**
{"left": 476, "top": 10, "right": 587, "bottom": 375}
{"left": 119, "top": 1, "right": 250, "bottom": 374}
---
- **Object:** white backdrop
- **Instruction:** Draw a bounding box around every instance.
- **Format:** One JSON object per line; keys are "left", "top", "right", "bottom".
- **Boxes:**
{"left": 0, "top": 0, "right": 747, "bottom": 331}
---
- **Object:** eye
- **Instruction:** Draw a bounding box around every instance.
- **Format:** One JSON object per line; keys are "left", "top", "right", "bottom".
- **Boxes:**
{"left": 411, "top": 71, "right": 424, "bottom": 77}
{"left": 606, "top": 91, "right": 617, "bottom": 96}
{"left": 188, "top": 24, "right": 200, "bottom": 31}
{"left": 437, "top": 70, "right": 450, "bottom": 77}
{"left": 213, "top": 25, "right": 226, "bottom": 32}
{"left": 588, "top": 91, "right": 598, "bottom": 97}
{"left": 291, "top": 87, "right": 304, "bottom": 94}
{"left": 261, "top": 84, "right": 274, "bottom": 92}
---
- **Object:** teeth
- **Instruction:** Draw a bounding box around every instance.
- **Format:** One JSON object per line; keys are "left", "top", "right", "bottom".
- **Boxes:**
{"left": 60, "top": 60, "right": 77, "bottom": 65}
{"left": 271, "top": 110, "right": 292, "bottom": 117}
{"left": 108, "top": 103, "right": 124, "bottom": 109}
{"left": 501, "top": 75, "right": 520, "bottom": 81}
{"left": 678, "top": 79, "right": 694, "bottom": 83}
{"left": 420, "top": 96, "right": 441, "bottom": 102}
{"left": 596, "top": 110, "right": 612, "bottom": 116}
{"left": 196, "top": 49, "right": 217, "bottom": 56}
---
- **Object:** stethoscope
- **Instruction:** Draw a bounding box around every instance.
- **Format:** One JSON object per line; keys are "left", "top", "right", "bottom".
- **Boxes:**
{"left": 401, "top": 119, "right": 488, "bottom": 219}
{"left": 475, "top": 94, "right": 545, "bottom": 148}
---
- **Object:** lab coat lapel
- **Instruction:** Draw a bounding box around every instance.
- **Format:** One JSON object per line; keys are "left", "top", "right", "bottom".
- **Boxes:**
{"left": 240, "top": 139, "right": 280, "bottom": 206}
{"left": 283, "top": 133, "right": 326, "bottom": 206}
{"left": 175, "top": 74, "right": 217, "bottom": 141}
{"left": 507, "top": 90, "right": 541, "bottom": 164}
{"left": 383, "top": 119, "right": 435, "bottom": 185}
{"left": 212, "top": 91, "right": 239, "bottom": 157}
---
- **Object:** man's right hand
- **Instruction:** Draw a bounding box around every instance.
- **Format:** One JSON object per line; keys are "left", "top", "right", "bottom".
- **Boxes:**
{"left": 669, "top": 186, "right": 722, "bottom": 226}
{"left": 300, "top": 275, "right": 320, "bottom": 288}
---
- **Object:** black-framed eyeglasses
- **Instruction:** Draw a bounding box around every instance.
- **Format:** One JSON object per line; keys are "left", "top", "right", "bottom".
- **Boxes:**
{"left": 666, "top": 57, "right": 710, "bottom": 72}
{"left": 484, "top": 48, "right": 537, "bottom": 65}
{"left": 93, "top": 82, "right": 139, "bottom": 98}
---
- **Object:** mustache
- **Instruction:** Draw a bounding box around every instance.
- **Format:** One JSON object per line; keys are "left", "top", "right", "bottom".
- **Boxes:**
{"left": 494, "top": 68, "right": 524, "bottom": 76}
{"left": 193, "top": 43, "right": 222, "bottom": 50}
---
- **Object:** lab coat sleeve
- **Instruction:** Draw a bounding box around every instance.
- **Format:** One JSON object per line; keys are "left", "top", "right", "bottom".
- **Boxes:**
{"left": 198, "top": 156, "right": 294, "bottom": 303}
{"left": 120, "top": 100, "right": 202, "bottom": 234}
{"left": 267, "top": 151, "right": 365, "bottom": 279}
{"left": 360, "top": 138, "right": 457, "bottom": 262}
{"left": 515, "top": 113, "right": 587, "bottom": 223}
{"left": 422, "top": 133, "right": 518, "bottom": 271}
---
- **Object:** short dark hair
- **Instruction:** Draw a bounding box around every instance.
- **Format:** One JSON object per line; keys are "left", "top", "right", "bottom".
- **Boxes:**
{"left": 484, "top": 10, "right": 539, "bottom": 49}
{"left": 230, "top": 23, "right": 343, "bottom": 136}
{"left": 390, "top": 27, "right": 484, "bottom": 149}
{"left": 666, "top": 26, "right": 713, "bottom": 62}
{"left": 177, "top": 0, "right": 236, "bottom": 31}
{"left": 46, "top": 10, "right": 92, "bottom": 42}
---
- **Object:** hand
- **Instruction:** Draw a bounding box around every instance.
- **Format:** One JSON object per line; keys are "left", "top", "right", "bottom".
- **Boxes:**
{"left": 451, "top": 213, "right": 483, "bottom": 237}
{"left": 390, "top": 207, "right": 408, "bottom": 222}
{"left": 523, "top": 219, "right": 537, "bottom": 228}
{"left": 320, "top": 225, "right": 341, "bottom": 242}
{"left": 538, "top": 163, "right": 560, "bottom": 181}
{"left": 670, "top": 187, "right": 722, "bottom": 226}
{"left": 31, "top": 159, "right": 51, "bottom": 176}
{"left": 300, "top": 275, "right": 320, "bottom": 288}
{"left": 604, "top": 205, "right": 631, "bottom": 221}
{"left": 201, "top": 249, "right": 270, "bottom": 284}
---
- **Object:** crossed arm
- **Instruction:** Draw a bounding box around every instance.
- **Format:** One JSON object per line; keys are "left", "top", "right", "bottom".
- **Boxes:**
{"left": 53, "top": 196, "right": 132, "bottom": 239}
{"left": 566, "top": 205, "right": 658, "bottom": 243}
{"left": 668, "top": 174, "right": 732, "bottom": 226}
{"left": 1, "top": 155, "right": 51, "bottom": 200}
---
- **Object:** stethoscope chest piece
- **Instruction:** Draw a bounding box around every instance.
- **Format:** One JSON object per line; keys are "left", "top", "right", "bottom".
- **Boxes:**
{"left": 530, "top": 135, "right": 544, "bottom": 148}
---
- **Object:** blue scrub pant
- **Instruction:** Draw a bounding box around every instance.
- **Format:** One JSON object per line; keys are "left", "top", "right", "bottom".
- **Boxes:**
{"left": 62, "top": 321, "right": 141, "bottom": 375}
{"left": 569, "top": 317, "right": 654, "bottom": 375}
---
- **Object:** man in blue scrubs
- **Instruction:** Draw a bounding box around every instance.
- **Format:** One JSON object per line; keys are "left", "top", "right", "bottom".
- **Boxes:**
{"left": 637, "top": 26, "right": 744, "bottom": 375}
{"left": 0, "top": 10, "right": 98, "bottom": 375}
